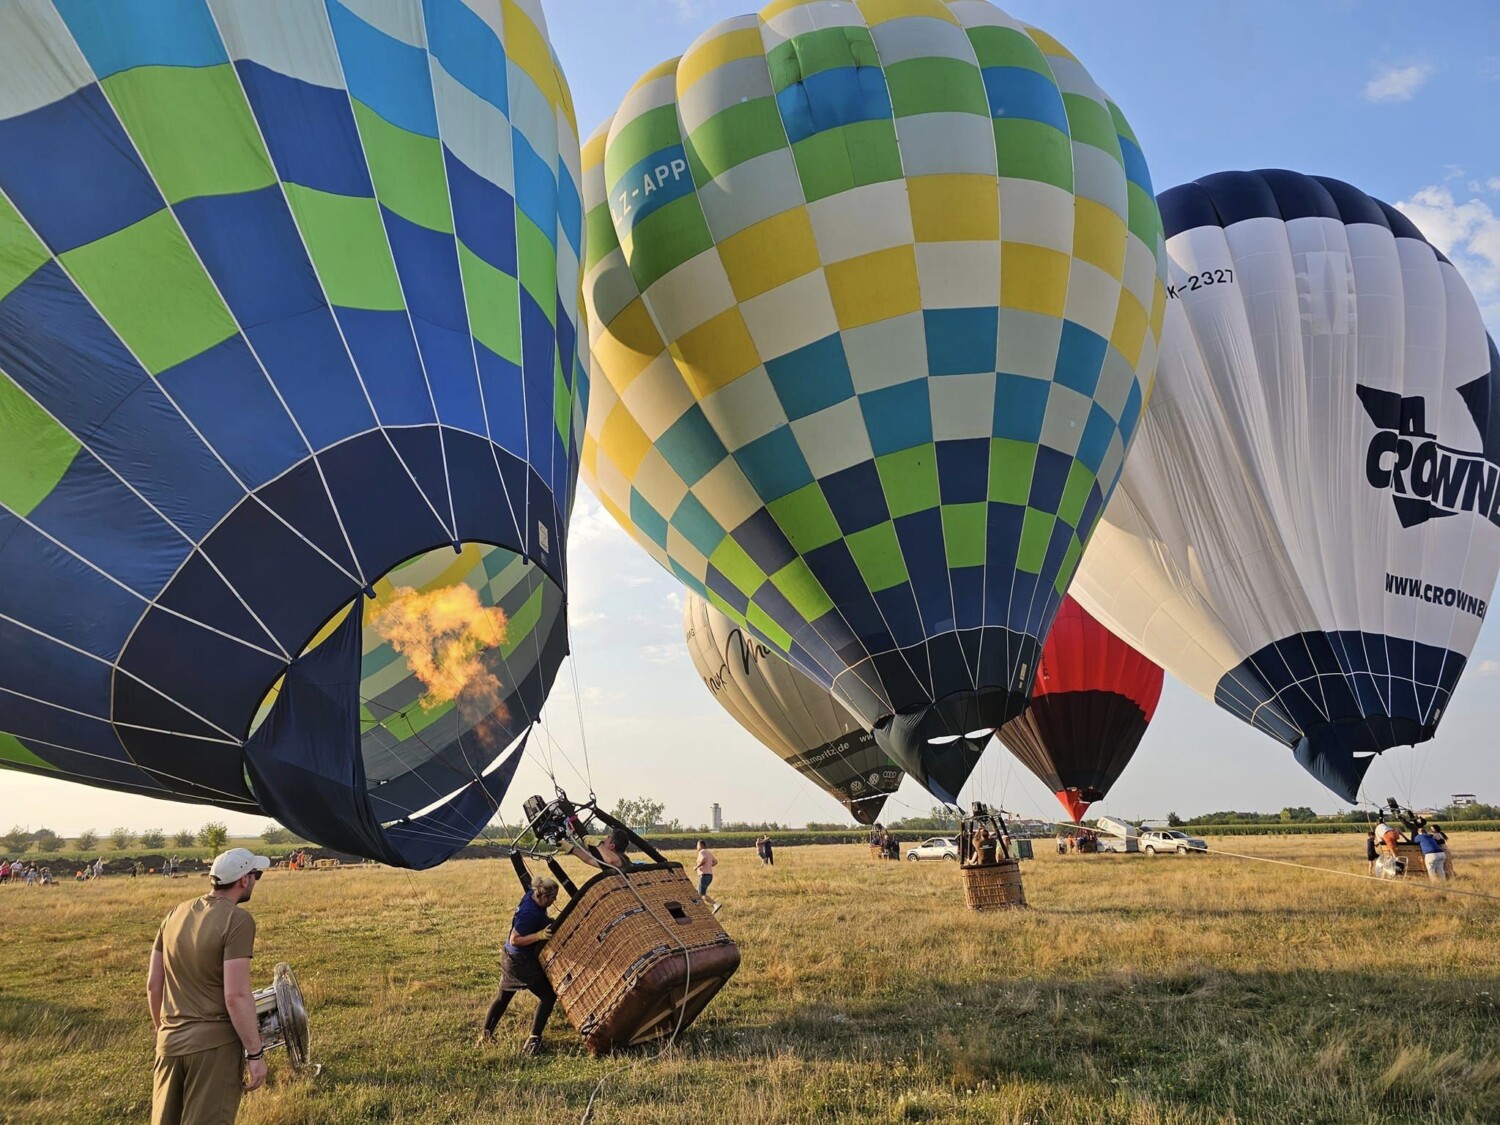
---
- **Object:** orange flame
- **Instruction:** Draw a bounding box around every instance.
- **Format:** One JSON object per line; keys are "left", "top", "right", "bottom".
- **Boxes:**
{"left": 370, "top": 585, "right": 510, "bottom": 717}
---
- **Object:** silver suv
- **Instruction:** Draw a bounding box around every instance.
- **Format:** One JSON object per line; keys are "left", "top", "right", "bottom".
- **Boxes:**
{"left": 1140, "top": 830, "right": 1207, "bottom": 855}
{"left": 905, "top": 837, "right": 959, "bottom": 861}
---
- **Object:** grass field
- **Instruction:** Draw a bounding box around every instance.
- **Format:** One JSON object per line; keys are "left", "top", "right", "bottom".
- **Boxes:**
{"left": 2, "top": 834, "right": 1497, "bottom": 1124}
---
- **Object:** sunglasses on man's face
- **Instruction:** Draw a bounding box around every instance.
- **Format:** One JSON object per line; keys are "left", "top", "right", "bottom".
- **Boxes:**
{"left": 251, "top": 870, "right": 264, "bottom": 880}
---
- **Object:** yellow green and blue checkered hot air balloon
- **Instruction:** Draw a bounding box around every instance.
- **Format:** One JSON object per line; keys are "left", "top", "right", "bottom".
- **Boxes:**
{"left": 0, "top": 0, "right": 585, "bottom": 868}
{"left": 582, "top": 0, "right": 1167, "bottom": 802}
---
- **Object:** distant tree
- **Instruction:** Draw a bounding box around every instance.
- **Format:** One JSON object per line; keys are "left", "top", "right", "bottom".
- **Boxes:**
{"left": 74, "top": 829, "right": 98, "bottom": 851}
{"left": 110, "top": 827, "right": 135, "bottom": 850}
{"left": 888, "top": 807, "right": 959, "bottom": 832}
{"left": 611, "top": 796, "right": 667, "bottom": 829}
{"left": 1166, "top": 812, "right": 1183, "bottom": 827}
{"left": 1184, "top": 811, "right": 1269, "bottom": 826}
{"left": 1439, "top": 801, "right": 1500, "bottom": 822}
{"left": 804, "top": 822, "right": 846, "bottom": 831}
{"left": 139, "top": 829, "right": 165, "bottom": 849}
{"left": 1278, "top": 807, "right": 1317, "bottom": 823}
{"left": 198, "top": 823, "right": 229, "bottom": 852}
{"left": 31, "top": 828, "right": 61, "bottom": 852}
{"left": 173, "top": 830, "right": 197, "bottom": 848}
{"left": 1, "top": 825, "right": 28, "bottom": 854}
{"left": 260, "top": 824, "right": 292, "bottom": 846}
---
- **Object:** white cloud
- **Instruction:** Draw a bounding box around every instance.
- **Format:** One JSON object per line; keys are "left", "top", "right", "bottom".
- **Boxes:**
{"left": 1476, "top": 660, "right": 1500, "bottom": 675}
{"left": 640, "top": 643, "right": 683, "bottom": 664}
{"left": 1394, "top": 184, "right": 1500, "bottom": 333}
{"left": 568, "top": 491, "right": 627, "bottom": 546}
{"left": 1364, "top": 63, "right": 1433, "bottom": 103}
{"left": 667, "top": 0, "right": 702, "bottom": 22}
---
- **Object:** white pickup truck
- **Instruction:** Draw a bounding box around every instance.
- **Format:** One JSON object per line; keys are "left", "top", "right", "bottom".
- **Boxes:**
{"left": 1139, "top": 830, "right": 1208, "bottom": 855}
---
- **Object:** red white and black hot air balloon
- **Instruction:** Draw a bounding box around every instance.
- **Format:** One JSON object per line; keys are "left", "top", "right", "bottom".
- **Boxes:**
{"left": 999, "top": 597, "right": 1163, "bottom": 823}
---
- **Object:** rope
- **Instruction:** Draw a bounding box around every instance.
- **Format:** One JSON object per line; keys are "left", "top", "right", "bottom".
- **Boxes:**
{"left": 566, "top": 654, "right": 595, "bottom": 799}
{"left": 573, "top": 853, "right": 697, "bottom": 1125}
{"left": 1093, "top": 828, "right": 1500, "bottom": 905}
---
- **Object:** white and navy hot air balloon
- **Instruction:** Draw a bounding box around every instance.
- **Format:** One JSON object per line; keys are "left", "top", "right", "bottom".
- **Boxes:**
{"left": 1073, "top": 169, "right": 1500, "bottom": 801}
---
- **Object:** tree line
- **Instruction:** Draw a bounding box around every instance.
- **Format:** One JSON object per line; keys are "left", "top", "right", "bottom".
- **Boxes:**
{"left": 1163, "top": 801, "right": 1498, "bottom": 827}
{"left": 0, "top": 821, "right": 310, "bottom": 856}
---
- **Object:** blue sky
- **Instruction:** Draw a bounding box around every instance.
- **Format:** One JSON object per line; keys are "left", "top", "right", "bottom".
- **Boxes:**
{"left": 6, "top": 1, "right": 1499, "bottom": 837}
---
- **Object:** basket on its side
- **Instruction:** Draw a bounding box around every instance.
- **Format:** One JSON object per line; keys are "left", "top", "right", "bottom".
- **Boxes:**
{"left": 962, "top": 858, "right": 1028, "bottom": 910}
{"left": 541, "top": 863, "right": 740, "bottom": 1054}
{"left": 869, "top": 843, "right": 882, "bottom": 861}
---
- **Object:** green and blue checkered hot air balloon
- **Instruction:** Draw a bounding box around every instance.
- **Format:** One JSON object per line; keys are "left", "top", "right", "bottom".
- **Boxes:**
{"left": 0, "top": 0, "right": 585, "bottom": 867}
{"left": 582, "top": 0, "right": 1167, "bottom": 802}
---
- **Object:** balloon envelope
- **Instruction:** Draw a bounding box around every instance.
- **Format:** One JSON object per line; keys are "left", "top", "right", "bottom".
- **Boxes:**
{"left": 685, "top": 592, "right": 902, "bottom": 824}
{"left": 1072, "top": 169, "right": 1500, "bottom": 801}
{"left": 997, "top": 595, "right": 1162, "bottom": 822}
{"left": 0, "top": 0, "right": 585, "bottom": 866}
{"left": 581, "top": 0, "right": 1167, "bottom": 802}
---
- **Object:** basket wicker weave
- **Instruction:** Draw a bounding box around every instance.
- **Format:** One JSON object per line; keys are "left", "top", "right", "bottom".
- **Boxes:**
{"left": 961, "top": 859, "right": 1027, "bottom": 910}
{"left": 540, "top": 862, "right": 739, "bottom": 1054}
{"left": 1390, "top": 841, "right": 1428, "bottom": 877}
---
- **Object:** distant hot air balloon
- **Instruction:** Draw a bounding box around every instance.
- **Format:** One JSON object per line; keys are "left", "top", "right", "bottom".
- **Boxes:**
{"left": 0, "top": 0, "right": 586, "bottom": 867}
{"left": 580, "top": 0, "right": 1167, "bottom": 803}
{"left": 685, "top": 592, "right": 902, "bottom": 824}
{"left": 997, "top": 595, "right": 1162, "bottom": 822}
{"left": 1072, "top": 169, "right": 1500, "bottom": 801}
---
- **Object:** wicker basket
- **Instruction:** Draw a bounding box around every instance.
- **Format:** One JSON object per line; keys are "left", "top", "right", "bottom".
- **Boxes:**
{"left": 1390, "top": 841, "right": 1428, "bottom": 877}
{"left": 540, "top": 862, "right": 739, "bottom": 1054}
{"left": 869, "top": 843, "right": 883, "bottom": 861}
{"left": 962, "top": 859, "right": 1027, "bottom": 910}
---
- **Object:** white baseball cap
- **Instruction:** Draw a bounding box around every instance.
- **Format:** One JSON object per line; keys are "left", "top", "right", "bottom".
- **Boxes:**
{"left": 210, "top": 848, "right": 271, "bottom": 884}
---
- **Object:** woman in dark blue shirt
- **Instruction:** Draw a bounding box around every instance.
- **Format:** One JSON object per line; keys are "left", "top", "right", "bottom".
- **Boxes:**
{"left": 478, "top": 876, "right": 560, "bottom": 1054}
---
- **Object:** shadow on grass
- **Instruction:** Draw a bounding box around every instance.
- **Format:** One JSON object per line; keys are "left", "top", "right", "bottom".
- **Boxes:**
{"left": 698, "top": 967, "right": 1500, "bottom": 1123}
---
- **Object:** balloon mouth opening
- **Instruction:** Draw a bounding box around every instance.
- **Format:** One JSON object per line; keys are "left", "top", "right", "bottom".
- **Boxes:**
{"left": 876, "top": 688, "right": 1031, "bottom": 802}
{"left": 1291, "top": 717, "right": 1434, "bottom": 802}
{"left": 1055, "top": 788, "right": 1099, "bottom": 824}
{"left": 926, "top": 728, "right": 995, "bottom": 745}
{"left": 249, "top": 542, "right": 516, "bottom": 738}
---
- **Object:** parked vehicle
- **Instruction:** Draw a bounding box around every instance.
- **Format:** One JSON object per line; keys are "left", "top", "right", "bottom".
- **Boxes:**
{"left": 1140, "top": 830, "right": 1208, "bottom": 855}
{"left": 906, "top": 837, "right": 959, "bottom": 861}
{"left": 1095, "top": 817, "right": 1139, "bottom": 853}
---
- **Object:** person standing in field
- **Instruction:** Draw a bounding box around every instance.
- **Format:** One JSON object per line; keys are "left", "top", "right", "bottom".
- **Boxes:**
{"left": 762, "top": 835, "right": 774, "bottom": 867}
{"left": 695, "top": 840, "right": 723, "bottom": 913}
{"left": 479, "top": 875, "right": 560, "bottom": 1055}
{"left": 1415, "top": 827, "right": 1448, "bottom": 881}
{"left": 147, "top": 847, "right": 271, "bottom": 1125}
{"left": 1429, "top": 824, "right": 1456, "bottom": 878}
{"left": 1365, "top": 830, "right": 1378, "bottom": 875}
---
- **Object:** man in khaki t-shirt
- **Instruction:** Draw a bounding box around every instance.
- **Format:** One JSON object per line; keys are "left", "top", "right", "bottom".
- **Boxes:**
{"left": 147, "top": 848, "right": 271, "bottom": 1125}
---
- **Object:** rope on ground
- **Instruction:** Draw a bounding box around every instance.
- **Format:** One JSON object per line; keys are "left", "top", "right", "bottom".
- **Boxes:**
{"left": 1102, "top": 832, "right": 1500, "bottom": 905}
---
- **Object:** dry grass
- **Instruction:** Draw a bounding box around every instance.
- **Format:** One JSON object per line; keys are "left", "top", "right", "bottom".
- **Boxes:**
{"left": 2, "top": 834, "right": 1497, "bottom": 1124}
